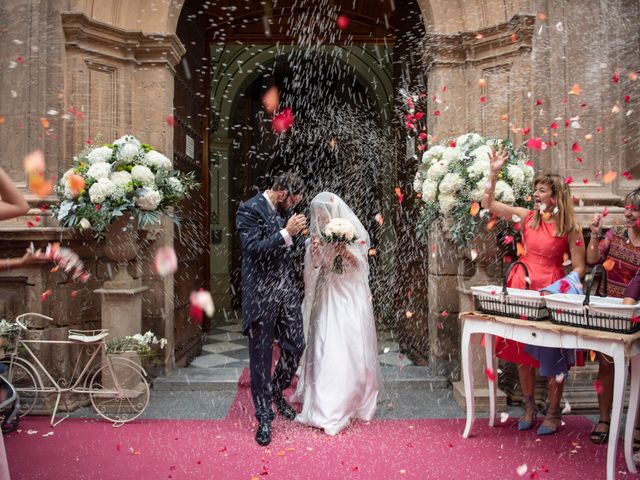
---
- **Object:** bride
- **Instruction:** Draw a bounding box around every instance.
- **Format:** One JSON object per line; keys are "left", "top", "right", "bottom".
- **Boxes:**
{"left": 291, "top": 192, "right": 379, "bottom": 435}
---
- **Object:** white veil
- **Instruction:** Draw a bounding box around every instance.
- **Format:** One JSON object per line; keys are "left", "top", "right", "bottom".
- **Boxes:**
{"left": 302, "top": 192, "right": 371, "bottom": 335}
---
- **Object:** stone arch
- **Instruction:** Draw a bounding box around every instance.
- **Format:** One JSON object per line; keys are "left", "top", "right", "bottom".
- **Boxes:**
{"left": 209, "top": 45, "right": 393, "bottom": 140}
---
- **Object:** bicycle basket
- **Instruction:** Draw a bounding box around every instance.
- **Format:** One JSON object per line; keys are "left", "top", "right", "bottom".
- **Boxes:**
{"left": 470, "top": 261, "right": 548, "bottom": 321}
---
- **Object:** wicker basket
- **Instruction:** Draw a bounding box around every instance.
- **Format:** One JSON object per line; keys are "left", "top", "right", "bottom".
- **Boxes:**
{"left": 545, "top": 265, "right": 640, "bottom": 334}
{"left": 470, "top": 261, "right": 548, "bottom": 321}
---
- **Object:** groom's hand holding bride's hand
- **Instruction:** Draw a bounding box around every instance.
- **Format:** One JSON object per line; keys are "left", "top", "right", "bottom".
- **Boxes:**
{"left": 286, "top": 213, "right": 307, "bottom": 236}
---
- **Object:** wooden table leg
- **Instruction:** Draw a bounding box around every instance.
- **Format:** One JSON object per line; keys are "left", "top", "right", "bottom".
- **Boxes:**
{"left": 608, "top": 348, "right": 627, "bottom": 480}
{"left": 484, "top": 333, "right": 496, "bottom": 427}
{"left": 462, "top": 323, "right": 475, "bottom": 438}
{"left": 625, "top": 354, "right": 640, "bottom": 474}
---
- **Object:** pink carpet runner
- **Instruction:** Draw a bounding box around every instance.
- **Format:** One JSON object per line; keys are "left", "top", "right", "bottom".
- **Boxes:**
{"left": 4, "top": 369, "right": 637, "bottom": 479}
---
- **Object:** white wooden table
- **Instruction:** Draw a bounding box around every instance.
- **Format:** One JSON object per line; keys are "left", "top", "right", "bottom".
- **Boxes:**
{"left": 460, "top": 312, "right": 640, "bottom": 480}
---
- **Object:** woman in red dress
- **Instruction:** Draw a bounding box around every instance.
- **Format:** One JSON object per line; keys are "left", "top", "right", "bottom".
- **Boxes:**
{"left": 586, "top": 188, "right": 640, "bottom": 446}
{"left": 482, "top": 148, "right": 586, "bottom": 435}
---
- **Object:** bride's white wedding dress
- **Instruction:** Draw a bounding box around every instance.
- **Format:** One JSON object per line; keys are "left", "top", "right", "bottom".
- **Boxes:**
{"left": 291, "top": 193, "right": 379, "bottom": 435}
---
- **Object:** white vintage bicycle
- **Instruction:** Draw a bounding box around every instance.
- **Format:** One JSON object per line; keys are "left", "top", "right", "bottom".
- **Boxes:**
{"left": 0, "top": 313, "right": 150, "bottom": 426}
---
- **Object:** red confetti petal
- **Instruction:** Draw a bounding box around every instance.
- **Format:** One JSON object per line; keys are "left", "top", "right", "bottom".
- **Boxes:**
{"left": 521, "top": 127, "right": 531, "bottom": 135}
{"left": 526, "top": 137, "right": 543, "bottom": 150}
{"left": 612, "top": 72, "right": 620, "bottom": 84}
{"left": 564, "top": 176, "right": 573, "bottom": 184}
{"left": 434, "top": 110, "right": 441, "bottom": 116}
{"left": 503, "top": 235, "right": 514, "bottom": 245}
{"left": 571, "top": 142, "right": 582, "bottom": 153}
{"left": 594, "top": 379, "right": 604, "bottom": 394}
{"left": 484, "top": 368, "right": 497, "bottom": 382}
{"left": 336, "top": 15, "right": 349, "bottom": 30}
{"left": 41, "top": 289, "right": 52, "bottom": 301}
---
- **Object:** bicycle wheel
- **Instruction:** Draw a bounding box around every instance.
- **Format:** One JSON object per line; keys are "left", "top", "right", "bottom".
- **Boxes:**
{"left": 89, "top": 358, "right": 149, "bottom": 424}
{"left": 0, "top": 358, "right": 39, "bottom": 416}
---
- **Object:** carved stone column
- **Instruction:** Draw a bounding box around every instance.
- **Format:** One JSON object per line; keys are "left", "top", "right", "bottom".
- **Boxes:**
{"left": 61, "top": 12, "right": 185, "bottom": 371}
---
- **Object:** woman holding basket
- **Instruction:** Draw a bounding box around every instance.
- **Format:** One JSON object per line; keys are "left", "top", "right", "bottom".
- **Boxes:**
{"left": 482, "top": 147, "right": 586, "bottom": 436}
{"left": 586, "top": 187, "right": 640, "bottom": 446}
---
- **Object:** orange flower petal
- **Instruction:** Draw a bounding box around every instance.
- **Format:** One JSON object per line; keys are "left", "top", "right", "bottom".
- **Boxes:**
{"left": 602, "top": 258, "right": 615, "bottom": 271}
{"left": 602, "top": 171, "right": 617, "bottom": 184}
{"left": 470, "top": 201, "right": 480, "bottom": 217}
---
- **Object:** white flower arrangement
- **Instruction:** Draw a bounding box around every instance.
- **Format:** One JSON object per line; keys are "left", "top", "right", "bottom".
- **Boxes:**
{"left": 413, "top": 134, "right": 534, "bottom": 247}
{"left": 53, "top": 134, "right": 197, "bottom": 236}
{"left": 320, "top": 217, "right": 358, "bottom": 274}
{"left": 106, "top": 330, "right": 167, "bottom": 356}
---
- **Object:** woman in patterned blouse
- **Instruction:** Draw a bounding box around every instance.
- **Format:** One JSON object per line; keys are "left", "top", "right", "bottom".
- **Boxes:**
{"left": 586, "top": 187, "right": 640, "bottom": 446}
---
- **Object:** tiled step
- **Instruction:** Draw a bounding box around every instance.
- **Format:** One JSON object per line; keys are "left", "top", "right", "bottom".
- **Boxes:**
{"left": 154, "top": 365, "right": 448, "bottom": 392}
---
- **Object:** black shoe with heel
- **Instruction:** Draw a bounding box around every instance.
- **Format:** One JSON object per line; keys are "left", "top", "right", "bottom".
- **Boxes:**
{"left": 589, "top": 420, "right": 610, "bottom": 445}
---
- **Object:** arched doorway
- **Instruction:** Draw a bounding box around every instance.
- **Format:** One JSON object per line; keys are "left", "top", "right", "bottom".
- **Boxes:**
{"left": 225, "top": 51, "right": 393, "bottom": 312}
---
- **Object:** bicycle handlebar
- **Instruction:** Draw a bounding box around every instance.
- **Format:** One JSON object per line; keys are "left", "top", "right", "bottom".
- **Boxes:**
{"left": 15, "top": 313, "right": 54, "bottom": 330}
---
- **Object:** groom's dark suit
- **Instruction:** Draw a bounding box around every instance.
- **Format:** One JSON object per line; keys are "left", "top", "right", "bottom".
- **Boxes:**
{"left": 236, "top": 192, "right": 305, "bottom": 422}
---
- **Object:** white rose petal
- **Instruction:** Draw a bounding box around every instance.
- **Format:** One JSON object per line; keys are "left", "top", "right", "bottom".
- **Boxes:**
{"left": 79, "top": 218, "right": 91, "bottom": 230}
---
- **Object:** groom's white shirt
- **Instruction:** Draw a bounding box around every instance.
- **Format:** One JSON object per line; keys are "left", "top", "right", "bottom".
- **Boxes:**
{"left": 263, "top": 191, "right": 293, "bottom": 247}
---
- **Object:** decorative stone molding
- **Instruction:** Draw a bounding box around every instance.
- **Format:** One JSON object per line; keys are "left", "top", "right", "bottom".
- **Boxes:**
{"left": 424, "top": 14, "right": 535, "bottom": 68}
{"left": 61, "top": 12, "right": 185, "bottom": 72}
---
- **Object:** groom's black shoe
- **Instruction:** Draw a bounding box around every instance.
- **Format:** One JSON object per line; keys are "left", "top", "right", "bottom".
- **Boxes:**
{"left": 274, "top": 396, "right": 296, "bottom": 420}
{"left": 255, "top": 420, "right": 272, "bottom": 446}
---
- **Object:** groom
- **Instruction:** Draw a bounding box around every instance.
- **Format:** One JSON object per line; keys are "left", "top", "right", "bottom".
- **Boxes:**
{"left": 236, "top": 172, "right": 307, "bottom": 446}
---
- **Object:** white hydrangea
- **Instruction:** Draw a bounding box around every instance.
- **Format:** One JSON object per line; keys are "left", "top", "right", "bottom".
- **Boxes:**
{"left": 88, "top": 178, "right": 116, "bottom": 203}
{"left": 522, "top": 162, "right": 535, "bottom": 181}
{"left": 495, "top": 180, "right": 515, "bottom": 203}
{"left": 422, "top": 180, "right": 438, "bottom": 202}
{"left": 145, "top": 150, "right": 172, "bottom": 171}
{"left": 468, "top": 157, "right": 490, "bottom": 179}
{"left": 506, "top": 164, "right": 526, "bottom": 186}
{"left": 131, "top": 165, "right": 156, "bottom": 186}
{"left": 135, "top": 188, "right": 162, "bottom": 211}
{"left": 442, "top": 147, "right": 461, "bottom": 164}
{"left": 426, "top": 159, "right": 450, "bottom": 181}
{"left": 113, "top": 134, "right": 142, "bottom": 149}
{"left": 166, "top": 176, "right": 184, "bottom": 194}
{"left": 86, "top": 146, "right": 113, "bottom": 164}
{"left": 118, "top": 143, "right": 141, "bottom": 162}
{"left": 86, "top": 162, "right": 112, "bottom": 180}
{"left": 470, "top": 178, "right": 490, "bottom": 202}
{"left": 470, "top": 144, "right": 492, "bottom": 163}
{"left": 456, "top": 133, "right": 483, "bottom": 148}
{"left": 439, "top": 194, "right": 457, "bottom": 214}
{"left": 421, "top": 145, "right": 446, "bottom": 165}
{"left": 413, "top": 172, "right": 423, "bottom": 193}
{"left": 110, "top": 171, "right": 132, "bottom": 189}
{"left": 439, "top": 172, "right": 464, "bottom": 195}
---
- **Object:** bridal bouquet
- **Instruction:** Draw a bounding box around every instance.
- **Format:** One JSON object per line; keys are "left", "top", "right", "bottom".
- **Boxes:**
{"left": 52, "top": 135, "right": 196, "bottom": 237}
{"left": 320, "top": 218, "right": 357, "bottom": 274}
{"left": 413, "top": 133, "right": 534, "bottom": 248}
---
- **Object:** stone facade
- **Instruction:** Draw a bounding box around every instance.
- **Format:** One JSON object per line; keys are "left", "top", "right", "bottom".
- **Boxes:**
{"left": 0, "top": 1, "right": 638, "bottom": 407}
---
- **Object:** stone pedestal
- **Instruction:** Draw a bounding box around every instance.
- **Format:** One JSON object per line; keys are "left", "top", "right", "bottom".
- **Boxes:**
{"left": 454, "top": 228, "right": 507, "bottom": 411}
{"left": 95, "top": 216, "right": 148, "bottom": 338}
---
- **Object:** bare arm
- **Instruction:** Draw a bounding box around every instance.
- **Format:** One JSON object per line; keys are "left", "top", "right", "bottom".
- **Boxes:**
{"left": 567, "top": 229, "right": 586, "bottom": 278}
{"left": 481, "top": 147, "right": 529, "bottom": 222}
{"left": 0, "top": 167, "right": 29, "bottom": 221}
{"left": 586, "top": 213, "right": 604, "bottom": 265}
